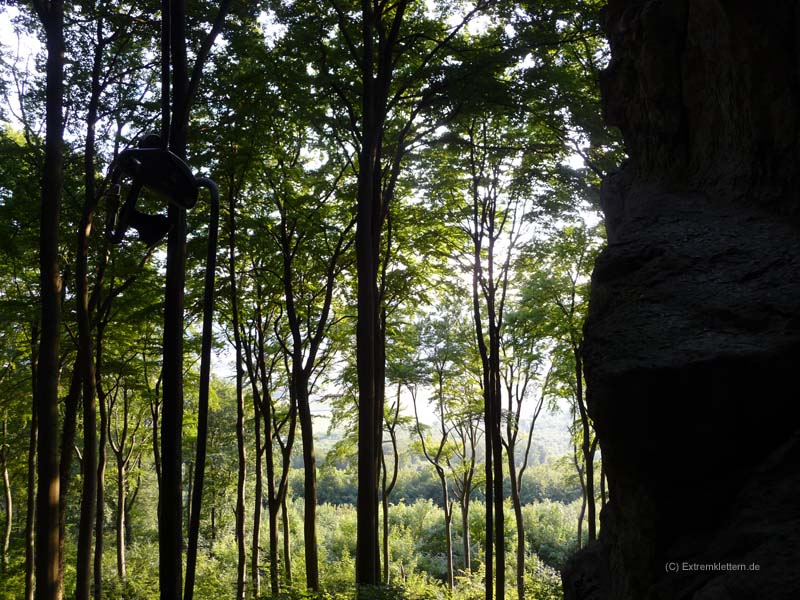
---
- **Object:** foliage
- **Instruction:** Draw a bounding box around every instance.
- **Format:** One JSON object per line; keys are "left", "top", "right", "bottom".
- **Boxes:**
{"left": 0, "top": 0, "right": 620, "bottom": 597}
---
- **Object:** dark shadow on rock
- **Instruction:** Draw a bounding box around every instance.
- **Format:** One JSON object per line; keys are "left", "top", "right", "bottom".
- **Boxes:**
{"left": 565, "top": 1, "right": 800, "bottom": 598}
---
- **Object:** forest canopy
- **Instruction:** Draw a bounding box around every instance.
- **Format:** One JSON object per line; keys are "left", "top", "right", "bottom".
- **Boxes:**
{"left": 0, "top": 1, "right": 621, "bottom": 599}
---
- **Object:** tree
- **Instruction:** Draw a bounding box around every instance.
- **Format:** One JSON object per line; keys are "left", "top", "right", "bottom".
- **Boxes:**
{"left": 29, "top": 2, "right": 65, "bottom": 598}
{"left": 106, "top": 382, "right": 146, "bottom": 581}
{"left": 0, "top": 2, "right": 621, "bottom": 597}
{"left": 154, "top": 2, "right": 232, "bottom": 598}
{"left": 500, "top": 324, "right": 554, "bottom": 600}
{"left": 263, "top": 125, "right": 355, "bottom": 592}
{"left": 516, "top": 221, "right": 603, "bottom": 545}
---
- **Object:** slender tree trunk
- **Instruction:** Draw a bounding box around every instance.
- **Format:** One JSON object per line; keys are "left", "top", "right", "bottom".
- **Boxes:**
{"left": 234, "top": 379, "right": 246, "bottom": 594}
{"left": 509, "top": 469, "right": 525, "bottom": 600}
{"left": 252, "top": 407, "right": 263, "bottom": 599}
{"left": 489, "top": 333, "right": 505, "bottom": 600}
{"left": 57, "top": 364, "right": 80, "bottom": 596}
{"left": 34, "top": 1, "right": 65, "bottom": 597}
{"left": 25, "top": 338, "right": 38, "bottom": 600}
{"left": 150, "top": 394, "right": 161, "bottom": 490}
{"left": 574, "top": 349, "right": 595, "bottom": 542}
{"left": 380, "top": 438, "right": 393, "bottom": 585}
{"left": 210, "top": 505, "right": 216, "bottom": 549}
{"left": 442, "top": 493, "right": 454, "bottom": 590}
{"left": 374, "top": 315, "right": 386, "bottom": 581}
{"left": 413, "top": 381, "right": 454, "bottom": 590}
{"left": 94, "top": 322, "right": 109, "bottom": 600}
{"left": 281, "top": 496, "right": 292, "bottom": 585}
{"left": 268, "top": 502, "right": 279, "bottom": 596}
{"left": 184, "top": 182, "right": 219, "bottom": 600}
{"left": 228, "top": 185, "right": 247, "bottom": 600}
{"left": 1, "top": 416, "right": 11, "bottom": 576}
{"left": 94, "top": 384, "right": 107, "bottom": 600}
{"left": 185, "top": 461, "right": 193, "bottom": 534}
{"left": 295, "top": 381, "right": 319, "bottom": 591}
{"left": 481, "top": 373, "right": 493, "bottom": 600}
{"left": 115, "top": 460, "right": 126, "bottom": 580}
{"left": 426, "top": 443, "right": 453, "bottom": 591}
{"left": 573, "top": 445, "right": 586, "bottom": 550}
{"left": 470, "top": 175, "right": 493, "bottom": 600}
{"left": 74, "top": 19, "right": 103, "bottom": 595}
{"left": 75, "top": 292, "right": 99, "bottom": 599}
{"left": 460, "top": 498, "right": 471, "bottom": 574}
{"left": 380, "top": 391, "right": 400, "bottom": 585}
{"left": 381, "top": 488, "right": 390, "bottom": 585}
{"left": 124, "top": 475, "right": 137, "bottom": 550}
{"left": 264, "top": 389, "right": 279, "bottom": 597}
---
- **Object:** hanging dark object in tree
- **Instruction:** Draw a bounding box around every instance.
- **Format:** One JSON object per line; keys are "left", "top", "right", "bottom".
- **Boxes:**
{"left": 107, "top": 135, "right": 200, "bottom": 248}
{"left": 106, "top": 131, "right": 220, "bottom": 600}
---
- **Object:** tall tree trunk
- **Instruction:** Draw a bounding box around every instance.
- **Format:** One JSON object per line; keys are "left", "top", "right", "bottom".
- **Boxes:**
{"left": 115, "top": 460, "right": 126, "bottom": 580}
{"left": 159, "top": 0, "right": 190, "bottom": 595}
{"left": 281, "top": 496, "right": 292, "bottom": 585}
{"left": 210, "top": 505, "right": 216, "bottom": 549}
{"left": 34, "top": 1, "right": 65, "bottom": 597}
{"left": 246, "top": 300, "right": 279, "bottom": 597}
{"left": 124, "top": 470, "right": 138, "bottom": 550}
{"left": 228, "top": 185, "right": 247, "bottom": 600}
{"left": 573, "top": 444, "right": 586, "bottom": 550}
{"left": 469, "top": 156, "right": 495, "bottom": 600}
{"left": 252, "top": 406, "right": 263, "bottom": 599}
{"left": 74, "top": 17, "right": 104, "bottom": 597}
{"left": 354, "top": 1, "right": 388, "bottom": 584}
{"left": 509, "top": 468, "right": 525, "bottom": 600}
{"left": 295, "top": 381, "right": 319, "bottom": 591}
{"left": 412, "top": 381, "right": 454, "bottom": 590}
{"left": 380, "top": 390, "right": 400, "bottom": 585}
{"left": 474, "top": 254, "right": 493, "bottom": 600}
{"left": 158, "top": 0, "right": 231, "bottom": 585}
{"left": 488, "top": 313, "right": 505, "bottom": 600}
{"left": 268, "top": 500, "right": 279, "bottom": 596}
{"left": 185, "top": 461, "right": 193, "bottom": 536}
{"left": 184, "top": 179, "right": 219, "bottom": 600}
{"left": 150, "top": 393, "right": 161, "bottom": 490}
{"left": 440, "top": 480, "right": 454, "bottom": 590}
{"left": 480, "top": 367, "right": 493, "bottom": 600}
{"left": 574, "top": 349, "right": 595, "bottom": 542}
{"left": 1, "top": 416, "right": 11, "bottom": 576}
{"left": 381, "top": 483, "right": 390, "bottom": 585}
{"left": 264, "top": 387, "right": 279, "bottom": 597}
{"left": 160, "top": 169, "right": 186, "bottom": 600}
{"left": 159, "top": 155, "right": 186, "bottom": 597}
{"left": 94, "top": 379, "right": 107, "bottom": 600}
{"left": 57, "top": 363, "right": 80, "bottom": 596}
{"left": 25, "top": 332, "right": 38, "bottom": 600}
{"left": 460, "top": 497, "right": 471, "bottom": 574}
{"left": 93, "top": 323, "right": 109, "bottom": 600}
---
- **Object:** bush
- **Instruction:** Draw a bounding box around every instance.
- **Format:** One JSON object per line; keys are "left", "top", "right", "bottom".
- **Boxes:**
{"left": 524, "top": 555, "right": 564, "bottom": 600}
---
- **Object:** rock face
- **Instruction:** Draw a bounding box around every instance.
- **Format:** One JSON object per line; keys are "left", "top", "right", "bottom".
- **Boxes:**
{"left": 563, "top": 2, "right": 800, "bottom": 599}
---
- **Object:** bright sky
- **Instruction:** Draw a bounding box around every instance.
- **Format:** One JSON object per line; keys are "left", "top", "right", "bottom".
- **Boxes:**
{"left": 0, "top": 7, "right": 42, "bottom": 128}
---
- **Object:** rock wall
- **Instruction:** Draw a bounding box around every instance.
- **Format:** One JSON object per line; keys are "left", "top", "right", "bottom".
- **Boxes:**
{"left": 563, "top": 2, "right": 800, "bottom": 599}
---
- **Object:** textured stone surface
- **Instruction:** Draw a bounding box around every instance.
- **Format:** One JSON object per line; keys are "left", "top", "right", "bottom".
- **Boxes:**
{"left": 563, "top": 1, "right": 800, "bottom": 599}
